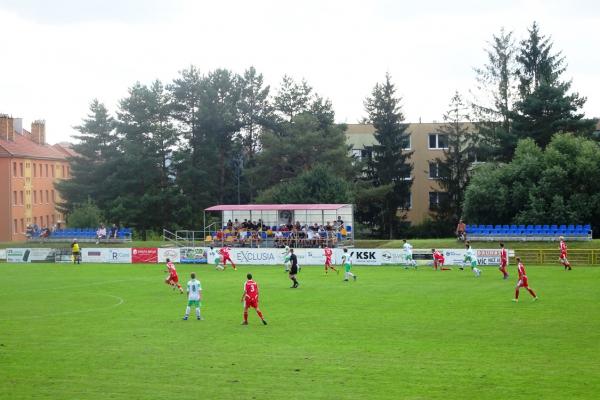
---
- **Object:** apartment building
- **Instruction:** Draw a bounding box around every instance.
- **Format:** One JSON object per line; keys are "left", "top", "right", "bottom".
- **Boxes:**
{"left": 346, "top": 122, "right": 474, "bottom": 224}
{"left": 0, "top": 115, "right": 71, "bottom": 242}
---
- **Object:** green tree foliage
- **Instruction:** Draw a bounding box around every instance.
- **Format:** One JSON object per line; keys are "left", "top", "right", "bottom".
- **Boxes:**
{"left": 107, "top": 81, "right": 188, "bottom": 236}
{"left": 67, "top": 199, "right": 103, "bottom": 228}
{"left": 359, "top": 73, "right": 413, "bottom": 239}
{"left": 463, "top": 134, "right": 600, "bottom": 231}
{"left": 472, "top": 28, "right": 519, "bottom": 161}
{"left": 256, "top": 164, "right": 353, "bottom": 204}
{"left": 55, "top": 99, "right": 117, "bottom": 214}
{"left": 512, "top": 22, "right": 595, "bottom": 148}
{"left": 250, "top": 76, "right": 354, "bottom": 193}
{"left": 435, "top": 92, "right": 477, "bottom": 222}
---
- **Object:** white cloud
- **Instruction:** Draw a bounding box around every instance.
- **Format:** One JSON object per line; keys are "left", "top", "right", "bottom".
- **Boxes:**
{"left": 0, "top": 0, "right": 598, "bottom": 144}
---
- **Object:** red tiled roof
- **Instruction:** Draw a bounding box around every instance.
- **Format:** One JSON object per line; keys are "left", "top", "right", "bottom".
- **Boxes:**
{"left": 0, "top": 133, "right": 67, "bottom": 160}
{"left": 53, "top": 142, "right": 79, "bottom": 158}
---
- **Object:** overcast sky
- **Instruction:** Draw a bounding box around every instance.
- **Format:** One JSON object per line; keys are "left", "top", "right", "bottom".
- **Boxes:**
{"left": 0, "top": 0, "right": 598, "bottom": 144}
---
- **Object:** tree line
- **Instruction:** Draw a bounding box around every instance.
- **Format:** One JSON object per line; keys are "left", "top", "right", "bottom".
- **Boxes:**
{"left": 56, "top": 22, "right": 598, "bottom": 238}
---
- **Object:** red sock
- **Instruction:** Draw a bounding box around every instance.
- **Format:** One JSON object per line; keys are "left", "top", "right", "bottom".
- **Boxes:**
{"left": 243, "top": 312, "right": 248, "bottom": 322}
{"left": 528, "top": 288, "right": 537, "bottom": 298}
{"left": 257, "top": 310, "right": 264, "bottom": 320}
{"left": 515, "top": 288, "right": 520, "bottom": 299}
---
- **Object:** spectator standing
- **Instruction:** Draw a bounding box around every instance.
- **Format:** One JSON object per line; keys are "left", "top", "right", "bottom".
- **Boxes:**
{"left": 456, "top": 219, "right": 467, "bottom": 241}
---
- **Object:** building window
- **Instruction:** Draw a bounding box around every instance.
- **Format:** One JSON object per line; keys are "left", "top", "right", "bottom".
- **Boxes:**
{"left": 14, "top": 219, "right": 18, "bottom": 234}
{"left": 51, "top": 190, "right": 55, "bottom": 203}
{"left": 429, "top": 192, "right": 449, "bottom": 210}
{"left": 429, "top": 133, "right": 449, "bottom": 149}
{"left": 20, "top": 191, "right": 23, "bottom": 205}
{"left": 52, "top": 215, "right": 55, "bottom": 225}
{"left": 429, "top": 162, "right": 441, "bottom": 179}
{"left": 34, "top": 216, "right": 37, "bottom": 225}
{"left": 13, "top": 162, "right": 17, "bottom": 177}
{"left": 400, "top": 192, "right": 412, "bottom": 210}
{"left": 66, "top": 166, "right": 70, "bottom": 177}
{"left": 20, "top": 218, "right": 24, "bottom": 232}
{"left": 62, "top": 165, "right": 65, "bottom": 177}
{"left": 402, "top": 135, "right": 412, "bottom": 150}
{"left": 51, "top": 165, "right": 55, "bottom": 178}
{"left": 45, "top": 164, "right": 49, "bottom": 177}
{"left": 39, "top": 164, "right": 43, "bottom": 177}
{"left": 33, "top": 191, "right": 37, "bottom": 204}
{"left": 13, "top": 191, "right": 17, "bottom": 205}
{"left": 19, "top": 162, "right": 23, "bottom": 177}
{"left": 45, "top": 190, "right": 49, "bottom": 203}
{"left": 33, "top": 163, "right": 37, "bottom": 177}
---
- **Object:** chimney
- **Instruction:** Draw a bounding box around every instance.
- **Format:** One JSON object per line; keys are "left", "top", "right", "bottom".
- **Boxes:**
{"left": 31, "top": 120, "right": 46, "bottom": 145}
{"left": 0, "top": 114, "right": 15, "bottom": 141}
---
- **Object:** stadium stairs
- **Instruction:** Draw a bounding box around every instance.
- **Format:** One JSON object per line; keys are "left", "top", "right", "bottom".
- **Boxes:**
{"left": 466, "top": 224, "right": 592, "bottom": 241}
{"left": 27, "top": 228, "right": 133, "bottom": 243}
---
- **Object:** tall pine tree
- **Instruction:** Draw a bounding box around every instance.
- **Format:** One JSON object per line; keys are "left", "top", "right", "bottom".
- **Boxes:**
{"left": 362, "top": 73, "right": 413, "bottom": 239}
{"left": 513, "top": 22, "right": 595, "bottom": 147}
{"left": 435, "top": 92, "right": 477, "bottom": 222}
{"left": 472, "top": 28, "right": 519, "bottom": 161}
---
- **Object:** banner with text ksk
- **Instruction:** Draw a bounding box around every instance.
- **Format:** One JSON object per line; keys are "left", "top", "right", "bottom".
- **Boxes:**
{"left": 158, "top": 248, "right": 180, "bottom": 263}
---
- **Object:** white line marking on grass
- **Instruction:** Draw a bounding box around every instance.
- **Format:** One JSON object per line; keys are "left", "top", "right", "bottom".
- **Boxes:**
{"left": 0, "top": 277, "right": 154, "bottom": 297}
{"left": 0, "top": 294, "right": 125, "bottom": 321}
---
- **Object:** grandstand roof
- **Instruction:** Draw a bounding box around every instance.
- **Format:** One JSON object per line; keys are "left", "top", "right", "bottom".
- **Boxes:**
{"left": 205, "top": 204, "right": 350, "bottom": 211}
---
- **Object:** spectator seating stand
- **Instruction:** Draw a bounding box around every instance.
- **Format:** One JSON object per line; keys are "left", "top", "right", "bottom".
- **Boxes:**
{"left": 466, "top": 224, "right": 592, "bottom": 241}
{"left": 27, "top": 227, "right": 133, "bottom": 243}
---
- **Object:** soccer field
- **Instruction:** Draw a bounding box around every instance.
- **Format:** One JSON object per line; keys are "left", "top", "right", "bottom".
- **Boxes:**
{"left": 1, "top": 263, "right": 599, "bottom": 399}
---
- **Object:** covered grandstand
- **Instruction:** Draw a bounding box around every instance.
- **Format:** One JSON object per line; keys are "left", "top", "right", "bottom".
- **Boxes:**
{"left": 200, "top": 204, "right": 354, "bottom": 248}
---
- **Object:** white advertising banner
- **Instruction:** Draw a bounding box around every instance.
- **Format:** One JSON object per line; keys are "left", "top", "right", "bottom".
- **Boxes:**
{"left": 81, "top": 248, "right": 108, "bottom": 263}
{"left": 28, "top": 248, "right": 56, "bottom": 263}
{"left": 6, "top": 248, "right": 32, "bottom": 263}
{"left": 0, "top": 249, "right": 6, "bottom": 260}
{"left": 230, "top": 248, "right": 281, "bottom": 265}
{"left": 105, "top": 248, "right": 132, "bottom": 263}
{"left": 158, "top": 248, "right": 181, "bottom": 263}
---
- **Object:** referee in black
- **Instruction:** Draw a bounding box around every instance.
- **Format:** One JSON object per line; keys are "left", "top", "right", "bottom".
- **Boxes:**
{"left": 289, "top": 248, "right": 299, "bottom": 288}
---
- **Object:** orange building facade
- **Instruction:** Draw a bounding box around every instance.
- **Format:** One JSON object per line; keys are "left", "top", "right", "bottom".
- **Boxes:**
{"left": 0, "top": 115, "right": 72, "bottom": 242}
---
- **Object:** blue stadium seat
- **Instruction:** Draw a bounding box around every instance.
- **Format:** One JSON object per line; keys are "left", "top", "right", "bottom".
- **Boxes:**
{"left": 502, "top": 225, "right": 509, "bottom": 229}
{"left": 559, "top": 225, "right": 567, "bottom": 230}
{"left": 346, "top": 225, "right": 352, "bottom": 232}
{"left": 534, "top": 225, "right": 542, "bottom": 230}
{"left": 510, "top": 224, "right": 517, "bottom": 230}
{"left": 542, "top": 225, "right": 550, "bottom": 230}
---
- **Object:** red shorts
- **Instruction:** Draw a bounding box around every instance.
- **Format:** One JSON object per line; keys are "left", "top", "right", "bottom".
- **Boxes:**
{"left": 517, "top": 277, "right": 529, "bottom": 288}
{"left": 325, "top": 258, "right": 332, "bottom": 266}
{"left": 500, "top": 260, "right": 507, "bottom": 268}
{"left": 222, "top": 255, "right": 233, "bottom": 264}
{"left": 245, "top": 298, "right": 258, "bottom": 309}
{"left": 560, "top": 253, "right": 568, "bottom": 261}
{"left": 168, "top": 274, "right": 179, "bottom": 283}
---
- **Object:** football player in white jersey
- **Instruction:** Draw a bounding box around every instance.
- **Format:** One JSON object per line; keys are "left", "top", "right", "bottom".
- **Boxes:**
{"left": 183, "top": 272, "right": 203, "bottom": 320}
{"left": 402, "top": 239, "right": 417, "bottom": 269}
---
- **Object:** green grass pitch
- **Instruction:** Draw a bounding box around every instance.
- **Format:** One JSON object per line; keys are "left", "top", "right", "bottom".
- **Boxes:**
{"left": 1, "top": 263, "right": 599, "bottom": 399}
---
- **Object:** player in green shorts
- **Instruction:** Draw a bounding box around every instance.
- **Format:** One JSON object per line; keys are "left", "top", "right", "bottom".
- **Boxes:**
{"left": 342, "top": 248, "right": 357, "bottom": 281}
{"left": 183, "top": 272, "right": 203, "bottom": 320}
{"left": 461, "top": 243, "right": 481, "bottom": 277}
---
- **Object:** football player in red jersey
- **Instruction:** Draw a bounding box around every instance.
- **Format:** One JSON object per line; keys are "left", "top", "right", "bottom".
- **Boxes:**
{"left": 219, "top": 246, "right": 237, "bottom": 270}
{"left": 323, "top": 246, "right": 338, "bottom": 274}
{"left": 513, "top": 257, "right": 538, "bottom": 302}
{"left": 499, "top": 242, "right": 509, "bottom": 279}
{"left": 165, "top": 258, "right": 184, "bottom": 294}
{"left": 432, "top": 249, "right": 451, "bottom": 271}
{"left": 559, "top": 236, "right": 572, "bottom": 270}
{"left": 241, "top": 273, "right": 267, "bottom": 325}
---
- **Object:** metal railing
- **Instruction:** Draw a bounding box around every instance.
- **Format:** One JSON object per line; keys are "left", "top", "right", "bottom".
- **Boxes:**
{"left": 512, "top": 249, "right": 600, "bottom": 265}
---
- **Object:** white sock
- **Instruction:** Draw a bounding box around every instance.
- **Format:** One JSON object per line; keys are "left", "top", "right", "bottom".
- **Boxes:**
{"left": 195, "top": 308, "right": 201, "bottom": 318}
{"left": 347, "top": 272, "right": 354, "bottom": 278}
{"left": 185, "top": 306, "right": 190, "bottom": 317}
